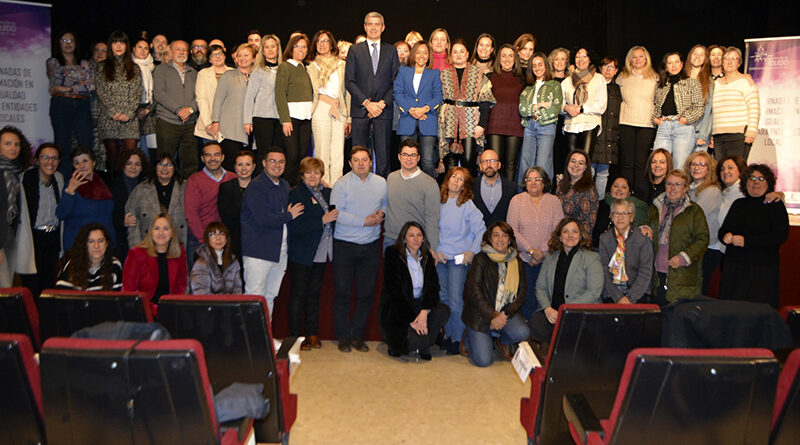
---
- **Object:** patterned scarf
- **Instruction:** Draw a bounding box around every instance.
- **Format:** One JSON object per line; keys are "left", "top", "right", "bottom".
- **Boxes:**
{"left": 570, "top": 65, "right": 596, "bottom": 106}
{"left": 314, "top": 54, "right": 338, "bottom": 86}
{"left": 481, "top": 244, "right": 520, "bottom": 312}
{"left": 0, "top": 155, "right": 22, "bottom": 232}
{"left": 658, "top": 197, "right": 684, "bottom": 246}
{"left": 609, "top": 228, "right": 629, "bottom": 284}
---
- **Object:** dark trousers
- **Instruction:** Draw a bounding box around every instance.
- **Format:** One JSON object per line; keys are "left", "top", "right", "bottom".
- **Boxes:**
{"left": 565, "top": 127, "right": 599, "bottom": 156}
{"left": 351, "top": 117, "right": 392, "bottom": 177}
{"left": 486, "top": 134, "right": 523, "bottom": 181}
{"left": 253, "top": 117, "right": 282, "bottom": 175}
{"left": 281, "top": 118, "right": 311, "bottom": 187}
{"left": 442, "top": 137, "right": 478, "bottom": 177}
{"left": 220, "top": 138, "right": 248, "bottom": 172}
{"left": 19, "top": 229, "right": 61, "bottom": 299}
{"left": 288, "top": 261, "right": 326, "bottom": 336}
{"left": 619, "top": 125, "right": 657, "bottom": 199}
{"left": 333, "top": 239, "right": 381, "bottom": 341}
{"left": 406, "top": 301, "right": 451, "bottom": 353}
{"left": 701, "top": 248, "right": 723, "bottom": 295}
{"left": 713, "top": 132, "right": 751, "bottom": 161}
{"left": 553, "top": 114, "right": 568, "bottom": 176}
{"left": 156, "top": 118, "right": 198, "bottom": 177}
{"left": 50, "top": 96, "right": 93, "bottom": 178}
{"left": 654, "top": 272, "right": 669, "bottom": 307}
{"left": 529, "top": 310, "right": 555, "bottom": 342}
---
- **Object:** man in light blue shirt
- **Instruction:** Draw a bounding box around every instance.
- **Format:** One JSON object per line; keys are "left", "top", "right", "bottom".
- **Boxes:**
{"left": 330, "top": 145, "right": 387, "bottom": 353}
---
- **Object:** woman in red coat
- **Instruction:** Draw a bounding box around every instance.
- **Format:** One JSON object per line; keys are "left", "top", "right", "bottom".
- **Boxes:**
{"left": 123, "top": 212, "right": 187, "bottom": 313}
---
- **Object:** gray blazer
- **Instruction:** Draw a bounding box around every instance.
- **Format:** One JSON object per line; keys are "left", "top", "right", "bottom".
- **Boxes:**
{"left": 536, "top": 248, "right": 604, "bottom": 310}
{"left": 212, "top": 69, "right": 248, "bottom": 144}
{"left": 598, "top": 228, "right": 654, "bottom": 303}
{"left": 124, "top": 180, "right": 187, "bottom": 248}
{"left": 153, "top": 61, "right": 198, "bottom": 125}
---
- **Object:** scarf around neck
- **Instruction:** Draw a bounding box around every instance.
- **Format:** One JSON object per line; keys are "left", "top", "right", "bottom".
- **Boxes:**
{"left": 76, "top": 173, "right": 112, "bottom": 200}
{"left": 0, "top": 155, "right": 22, "bottom": 230}
{"left": 571, "top": 66, "right": 596, "bottom": 106}
{"left": 481, "top": 244, "right": 520, "bottom": 311}
{"left": 314, "top": 54, "right": 338, "bottom": 86}
{"left": 133, "top": 54, "right": 154, "bottom": 103}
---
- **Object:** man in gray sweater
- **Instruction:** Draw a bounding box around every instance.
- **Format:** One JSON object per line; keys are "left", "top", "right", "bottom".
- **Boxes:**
{"left": 383, "top": 139, "right": 440, "bottom": 252}
{"left": 154, "top": 40, "right": 199, "bottom": 176}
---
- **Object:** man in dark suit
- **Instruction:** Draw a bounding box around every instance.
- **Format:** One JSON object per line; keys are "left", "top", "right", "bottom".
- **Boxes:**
{"left": 345, "top": 11, "right": 400, "bottom": 177}
{"left": 472, "top": 149, "right": 517, "bottom": 227}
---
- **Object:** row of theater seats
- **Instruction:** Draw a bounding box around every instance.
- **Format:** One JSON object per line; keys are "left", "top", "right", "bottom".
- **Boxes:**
{"left": 519, "top": 304, "right": 800, "bottom": 445}
{"left": 0, "top": 288, "right": 297, "bottom": 444}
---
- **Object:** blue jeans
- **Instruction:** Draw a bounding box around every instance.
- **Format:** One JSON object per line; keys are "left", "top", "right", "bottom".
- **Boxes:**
{"left": 436, "top": 260, "right": 469, "bottom": 342}
{"left": 518, "top": 121, "right": 556, "bottom": 184}
{"left": 520, "top": 263, "right": 541, "bottom": 319}
{"left": 466, "top": 313, "right": 531, "bottom": 367}
{"left": 653, "top": 119, "right": 695, "bottom": 170}
{"left": 400, "top": 127, "right": 437, "bottom": 178}
{"left": 592, "top": 163, "right": 610, "bottom": 197}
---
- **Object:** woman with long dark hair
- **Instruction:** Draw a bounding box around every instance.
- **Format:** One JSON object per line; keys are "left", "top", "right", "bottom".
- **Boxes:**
{"left": 561, "top": 47, "right": 607, "bottom": 154}
{"left": 517, "top": 51, "right": 562, "bottom": 181}
{"left": 94, "top": 31, "right": 142, "bottom": 168}
{"left": 275, "top": 33, "right": 313, "bottom": 187}
{"left": 556, "top": 150, "right": 599, "bottom": 235}
{"left": 188, "top": 221, "right": 242, "bottom": 294}
{"left": 485, "top": 44, "right": 525, "bottom": 181}
{"left": 685, "top": 44, "right": 713, "bottom": 151}
{"left": 47, "top": 31, "right": 94, "bottom": 176}
{"left": 470, "top": 33, "right": 496, "bottom": 74}
{"left": 55, "top": 223, "right": 122, "bottom": 290}
{"left": 125, "top": 153, "right": 187, "bottom": 248}
{"left": 0, "top": 126, "right": 33, "bottom": 286}
{"left": 110, "top": 148, "right": 148, "bottom": 260}
{"left": 132, "top": 37, "right": 157, "bottom": 158}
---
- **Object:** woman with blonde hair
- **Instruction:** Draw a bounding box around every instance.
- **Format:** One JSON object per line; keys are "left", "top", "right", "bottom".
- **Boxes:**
{"left": 429, "top": 28, "right": 452, "bottom": 70}
{"left": 405, "top": 31, "right": 423, "bottom": 47}
{"left": 308, "top": 30, "right": 350, "bottom": 185}
{"left": 684, "top": 151, "right": 721, "bottom": 293}
{"left": 122, "top": 212, "right": 187, "bottom": 312}
{"left": 244, "top": 34, "right": 283, "bottom": 167}
{"left": 616, "top": 45, "right": 659, "bottom": 198}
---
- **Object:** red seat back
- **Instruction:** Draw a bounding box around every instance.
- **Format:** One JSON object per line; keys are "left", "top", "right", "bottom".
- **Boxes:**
{"left": 0, "top": 287, "right": 40, "bottom": 349}
{"left": 771, "top": 349, "right": 800, "bottom": 445}
{"left": 0, "top": 333, "right": 44, "bottom": 444}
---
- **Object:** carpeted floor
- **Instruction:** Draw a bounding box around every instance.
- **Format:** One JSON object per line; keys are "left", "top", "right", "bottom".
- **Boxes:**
{"left": 284, "top": 341, "right": 531, "bottom": 444}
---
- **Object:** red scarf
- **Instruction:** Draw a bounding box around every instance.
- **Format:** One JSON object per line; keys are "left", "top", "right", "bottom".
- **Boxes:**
{"left": 77, "top": 173, "right": 112, "bottom": 200}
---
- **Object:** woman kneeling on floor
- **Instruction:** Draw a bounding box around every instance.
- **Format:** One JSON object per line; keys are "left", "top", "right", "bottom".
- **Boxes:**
{"left": 379, "top": 221, "right": 451, "bottom": 360}
{"left": 462, "top": 221, "right": 530, "bottom": 367}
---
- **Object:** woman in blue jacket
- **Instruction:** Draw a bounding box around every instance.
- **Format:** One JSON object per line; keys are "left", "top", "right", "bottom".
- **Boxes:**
{"left": 394, "top": 41, "right": 443, "bottom": 178}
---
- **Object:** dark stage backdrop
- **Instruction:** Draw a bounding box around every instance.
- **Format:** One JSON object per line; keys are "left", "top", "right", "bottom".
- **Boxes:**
{"left": 44, "top": 0, "right": 797, "bottom": 66}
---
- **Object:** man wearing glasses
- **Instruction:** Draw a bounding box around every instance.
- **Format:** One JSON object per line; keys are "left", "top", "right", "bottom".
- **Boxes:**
{"left": 189, "top": 39, "right": 209, "bottom": 71}
{"left": 383, "top": 139, "right": 440, "bottom": 251}
{"left": 472, "top": 149, "right": 517, "bottom": 227}
{"left": 242, "top": 151, "right": 304, "bottom": 317}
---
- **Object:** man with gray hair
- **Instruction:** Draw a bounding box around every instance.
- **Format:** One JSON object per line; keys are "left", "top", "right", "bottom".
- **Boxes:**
{"left": 153, "top": 40, "right": 199, "bottom": 175}
{"left": 345, "top": 11, "right": 400, "bottom": 177}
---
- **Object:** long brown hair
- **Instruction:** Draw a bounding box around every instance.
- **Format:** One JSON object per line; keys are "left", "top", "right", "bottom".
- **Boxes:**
{"left": 684, "top": 44, "right": 711, "bottom": 101}
{"left": 103, "top": 31, "right": 136, "bottom": 81}
{"left": 439, "top": 166, "right": 473, "bottom": 206}
{"left": 547, "top": 217, "right": 592, "bottom": 252}
{"left": 56, "top": 223, "right": 118, "bottom": 290}
{"left": 282, "top": 33, "right": 309, "bottom": 64}
{"left": 557, "top": 150, "right": 594, "bottom": 194}
{"left": 203, "top": 221, "right": 234, "bottom": 270}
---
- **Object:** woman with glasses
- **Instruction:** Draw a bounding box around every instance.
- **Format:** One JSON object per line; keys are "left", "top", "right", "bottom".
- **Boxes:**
{"left": 641, "top": 169, "right": 708, "bottom": 305}
{"left": 712, "top": 47, "right": 760, "bottom": 161}
{"left": 718, "top": 164, "right": 788, "bottom": 307}
{"left": 507, "top": 166, "right": 563, "bottom": 318}
{"left": 195, "top": 44, "right": 233, "bottom": 144}
{"left": 684, "top": 151, "right": 722, "bottom": 294}
{"left": 592, "top": 176, "right": 648, "bottom": 248}
{"left": 275, "top": 34, "right": 313, "bottom": 187}
{"left": 599, "top": 199, "right": 653, "bottom": 304}
{"left": 188, "top": 221, "right": 242, "bottom": 294}
{"left": 125, "top": 153, "right": 187, "bottom": 248}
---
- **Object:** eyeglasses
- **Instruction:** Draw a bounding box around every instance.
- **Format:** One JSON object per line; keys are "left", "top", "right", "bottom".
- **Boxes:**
{"left": 611, "top": 211, "right": 632, "bottom": 217}
{"left": 318, "top": 39, "right": 331, "bottom": 44}
{"left": 267, "top": 159, "right": 286, "bottom": 165}
{"left": 525, "top": 177, "right": 543, "bottom": 182}
{"left": 398, "top": 152, "right": 419, "bottom": 158}
{"left": 157, "top": 162, "right": 174, "bottom": 168}
{"left": 480, "top": 159, "right": 499, "bottom": 164}
{"left": 61, "top": 38, "right": 74, "bottom": 43}
{"left": 601, "top": 64, "right": 617, "bottom": 70}
{"left": 690, "top": 162, "right": 708, "bottom": 168}
{"left": 209, "top": 232, "right": 227, "bottom": 238}
{"left": 748, "top": 176, "right": 766, "bottom": 182}
{"left": 192, "top": 45, "right": 207, "bottom": 50}
{"left": 40, "top": 155, "right": 59, "bottom": 162}
{"left": 665, "top": 182, "right": 684, "bottom": 188}
{"left": 209, "top": 52, "right": 225, "bottom": 58}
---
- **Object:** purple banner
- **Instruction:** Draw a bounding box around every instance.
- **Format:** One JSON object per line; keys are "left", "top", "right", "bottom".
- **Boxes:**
{"left": 746, "top": 36, "right": 800, "bottom": 213}
{"left": 0, "top": 0, "right": 52, "bottom": 147}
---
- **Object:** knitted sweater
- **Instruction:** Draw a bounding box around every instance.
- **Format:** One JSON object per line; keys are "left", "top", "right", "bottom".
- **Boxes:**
{"left": 616, "top": 75, "right": 658, "bottom": 127}
{"left": 184, "top": 170, "right": 235, "bottom": 240}
{"left": 384, "top": 170, "right": 441, "bottom": 249}
{"left": 712, "top": 76, "right": 760, "bottom": 137}
{"left": 275, "top": 61, "right": 313, "bottom": 123}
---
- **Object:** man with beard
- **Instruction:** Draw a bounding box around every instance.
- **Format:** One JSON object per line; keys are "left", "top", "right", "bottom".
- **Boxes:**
{"left": 189, "top": 39, "right": 209, "bottom": 70}
{"left": 153, "top": 40, "right": 199, "bottom": 176}
{"left": 472, "top": 149, "right": 517, "bottom": 227}
{"left": 151, "top": 34, "right": 169, "bottom": 64}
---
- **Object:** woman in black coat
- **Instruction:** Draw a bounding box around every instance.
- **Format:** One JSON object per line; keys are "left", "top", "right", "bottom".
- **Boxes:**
{"left": 217, "top": 150, "right": 255, "bottom": 260}
{"left": 110, "top": 148, "right": 148, "bottom": 260}
{"left": 379, "top": 221, "right": 450, "bottom": 360}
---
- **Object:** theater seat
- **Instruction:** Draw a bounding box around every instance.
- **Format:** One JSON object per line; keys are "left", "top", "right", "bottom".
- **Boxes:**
{"left": 520, "top": 304, "right": 662, "bottom": 444}
{"left": 779, "top": 306, "right": 800, "bottom": 348}
{"left": 40, "top": 337, "right": 254, "bottom": 445}
{"left": 0, "top": 333, "right": 45, "bottom": 445}
{"left": 771, "top": 349, "right": 800, "bottom": 445}
{"left": 38, "top": 290, "right": 152, "bottom": 340}
{"left": 0, "top": 287, "right": 40, "bottom": 349}
{"left": 564, "top": 348, "right": 779, "bottom": 445}
{"left": 157, "top": 294, "right": 297, "bottom": 444}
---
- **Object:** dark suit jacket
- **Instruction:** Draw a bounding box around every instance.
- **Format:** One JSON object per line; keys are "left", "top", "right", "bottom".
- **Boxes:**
{"left": 287, "top": 183, "right": 333, "bottom": 267}
{"left": 472, "top": 175, "right": 517, "bottom": 227}
{"left": 345, "top": 40, "right": 399, "bottom": 120}
{"left": 394, "top": 66, "right": 442, "bottom": 136}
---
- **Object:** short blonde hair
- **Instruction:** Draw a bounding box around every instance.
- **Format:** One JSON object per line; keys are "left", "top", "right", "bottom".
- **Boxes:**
{"left": 136, "top": 212, "right": 183, "bottom": 259}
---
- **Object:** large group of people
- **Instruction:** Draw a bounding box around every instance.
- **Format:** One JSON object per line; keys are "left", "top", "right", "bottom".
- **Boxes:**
{"left": 0, "top": 12, "right": 789, "bottom": 367}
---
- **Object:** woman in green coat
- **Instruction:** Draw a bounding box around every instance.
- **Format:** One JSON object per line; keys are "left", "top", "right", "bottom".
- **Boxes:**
{"left": 641, "top": 169, "right": 708, "bottom": 305}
